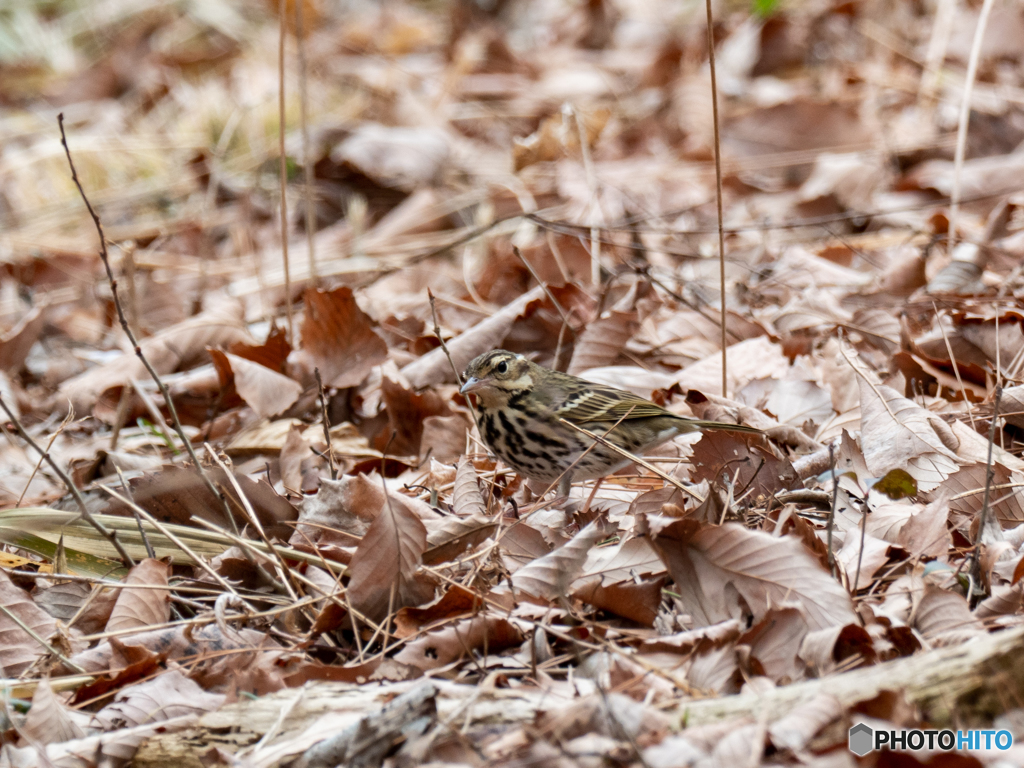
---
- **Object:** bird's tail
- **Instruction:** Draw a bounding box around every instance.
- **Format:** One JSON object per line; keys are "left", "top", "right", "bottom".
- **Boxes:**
{"left": 691, "top": 419, "right": 762, "bottom": 434}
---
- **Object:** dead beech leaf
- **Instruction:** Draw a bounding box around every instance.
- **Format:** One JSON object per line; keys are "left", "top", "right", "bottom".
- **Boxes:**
{"left": 574, "top": 536, "right": 664, "bottom": 585}
{"left": 504, "top": 519, "right": 609, "bottom": 601}
{"left": 912, "top": 584, "right": 986, "bottom": 647}
{"left": 290, "top": 473, "right": 383, "bottom": 554}
{"left": 571, "top": 576, "right": 666, "bottom": 626}
{"left": 229, "top": 324, "right": 291, "bottom": 372}
{"left": 400, "top": 285, "right": 546, "bottom": 388}
{"left": 767, "top": 694, "right": 843, "bottom": 752}
{"left": 649, "top": 519, "right": 857, "bottom": 631}
{"left": 897, "top": 489, "right": 952, "bottom": 559}
{"left": 346, "top": 493, "right": 434, "bottom": 622}
{"left": 378, "top": 373, "right": 449, "bottom": 456}
{"left": 690, "top": 430, "right": 800, "bottom": 498}
{"left": 91, "top": 670, "right": 225, "bottom": 730}
{"left": 70, "top": 624, "right": 275, "bottom": 674}
{"left": 835, "top": 532, "right": 890, "bottom": 591}
{"left": 423, "top": 514, "right": 498, "bottom": 565}
{"left": 933, "top": 462, "right": 1024, "bottom": 527}
{"left": 453, "top": 457, "right": 487, "bottom": 518}
{"left": 297, "top": 286, "right": 387, "bottom": 389}
{"left": 35, "top": 581, "right": 118, "bottom": 635}
{"left": 208, "top": 349, "right": 302, "bottom": 419}
{"left": 0, "top": 305, "right": 46, "bottom": 373}
{"left": 393, "top": 585, "right": 483, "bottom": 638}
{"left": 22, "top": 677, "right": 86, "bottom": 744}
{"left": 103, "top": 466, "right": 297, "bottom": 543}
{"left": 393, "top": 615, "right": 522, "bottom": 670}
{"left": 848, "top": 347, "right": 959, "bottom": 490}
{"left": 105, "top": 559, "right": 171, "bottom": 633}
{"left": 567, "top": 310, "right": 638, "bottom": 375}
{"left": 0, "top": 570, "right": 58, "bottom": 676}
{"left": 332, "top": 123, "right": 450, "bottom": 191}
{"left": 13, "top": 714, "right": 198, "bottom": 768}
{"left": 59, "top": 301, "right": 250, "bottom": 415}
{"left": 798, "top": 623, "right": 875, "bottom": 676}
{"left": 420, "top": 414, "right": 470, "bottom": 463}
{"left": 739, "top": 607, "right": 809, "bottom": 685}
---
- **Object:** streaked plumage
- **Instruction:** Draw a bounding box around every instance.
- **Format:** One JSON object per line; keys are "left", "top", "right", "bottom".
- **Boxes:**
{"left": 460, "top": 350, "right": 760, "bottom": 492}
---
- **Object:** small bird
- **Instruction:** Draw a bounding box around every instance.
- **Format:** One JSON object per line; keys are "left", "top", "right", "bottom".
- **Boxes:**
{"left": 460, "top": 350, "right": 761, "bottom": 495}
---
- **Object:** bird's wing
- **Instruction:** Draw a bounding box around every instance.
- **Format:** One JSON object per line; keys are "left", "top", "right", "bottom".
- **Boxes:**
{"left": 550, "top": 382, "right": 672, "bottom": 425}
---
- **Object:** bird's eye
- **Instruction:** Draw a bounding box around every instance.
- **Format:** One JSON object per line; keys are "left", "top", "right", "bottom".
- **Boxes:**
{"left": 496, "top": 361, "right": 508, "bottom": 374}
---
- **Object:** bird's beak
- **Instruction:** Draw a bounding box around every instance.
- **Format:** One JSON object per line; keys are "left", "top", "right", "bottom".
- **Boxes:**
{"left": 460, "top": 376, "right": 487, "bottom": 395}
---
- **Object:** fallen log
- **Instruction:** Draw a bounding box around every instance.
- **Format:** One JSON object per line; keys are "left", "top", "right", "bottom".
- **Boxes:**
{"left": 133, "top": 625, "right": 1024, "bottom": 768}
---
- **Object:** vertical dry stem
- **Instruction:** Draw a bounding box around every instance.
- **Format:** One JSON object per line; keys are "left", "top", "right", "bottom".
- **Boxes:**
{"left": 704, "top": 0, "right": 728, "bottom": 397}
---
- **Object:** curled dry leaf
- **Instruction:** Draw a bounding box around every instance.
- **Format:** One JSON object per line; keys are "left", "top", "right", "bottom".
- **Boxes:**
{"left": 847, "top": 347, "right": 959, "bottom": 490}
{"left": 453, "top": 456, "right": 488, "bottom": 518}
{"left": 503, "top": 519, "right": 609, "bottom": 602}
{"left": 836, "top": 532, "right": 891, "bottom": 591}
{"left": 69, "top": 624, "right": 275, "bottom": 674}
{"left": 105, "top": 558, "right": 171, "bottom": 633}
{"left": 566, "top": 310, "right": 638, "bottom": 375}
{"left": 912, "top": 585, "right": 986, "bottom": 647}
{"left": 34, "top": 580, "right": 113, "bottom": 630}
{"left": 290, "top": 473, "right": 382, "bottom": 556}
{"left": 208, "top": 349, "right": 302, "bottom": 419}
{"left": 0, "top": 305, "right": 46, "bottom": 374}
{"left": 649, "top": 518, "right": 857, "bottom": 632}
{"left": 767, "top": 694, "right": 843, "bottom": 753}
{"left": 933, "top": 461, "right": 1024, "bottom": 528}
{"left": 689, "top": 430, "right": 801, "bottom": 498}
{"left": 21, "top": 677, "right": 87, "bottom": 745}
{"left": 11, "top": 715, "right": 199, "bottom": 768}
{"left": 393, "top": 615, "right": 522, "bottom": 670}
{"left": 897, "top": 488, "right": 952, "bottom": 559}
{"left": 296, "top": 286, "right": 388, "bottom": 389}
{"left": 91, "top": 670, "right": 226, "bottom": 730}
{"left": 59, "top": 301, "right": 250, "bottom": 416}
{"left": 423, "top": 515, "right": 498, "bottom": 565}
{"left": 393, "top": 584, "right": 483, "bottom": 638}
{"left": 738, "top": 607, "right": 810, "bottom": 685}
{"left": 400, "top": 285, "right": 547, "bottom": 388}
{"left": 0, "top": 570, "right": 58, "bottom": 676}
{"left": 103, "top": 466, "right": 297, "bottom": 543}
{"left": 345, "top": 493, "right": 434, "bottom": 623}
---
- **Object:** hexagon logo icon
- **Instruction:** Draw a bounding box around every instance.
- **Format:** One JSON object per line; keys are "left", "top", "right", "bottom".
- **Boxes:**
{"left": 849, "top": 723, "right": 874, "bottom": 757}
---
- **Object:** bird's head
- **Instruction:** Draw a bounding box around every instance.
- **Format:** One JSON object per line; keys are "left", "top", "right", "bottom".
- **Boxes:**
{"left": 460, "top": 350, "right": 532, "bottom": 407}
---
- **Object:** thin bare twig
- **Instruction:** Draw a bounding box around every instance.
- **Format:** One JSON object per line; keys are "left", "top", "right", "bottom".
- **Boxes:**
{"left": 0, "top": 391, "right": 133, "bottom": 565}
{"left": 969, "top": 385, "right": 1002, "bottom": 605}
{"left": 295, "top": 0, "right": 316, "bottom": 285}
{"left": 426, "top": 288, "right": 467, "bottom": 387}
{"left": 511, "top": 246, "right": 577, "bottom": 341}
{"left": 557, "top": 418, "right": 705, "bottom": 503}
{"left": 314, "top": 368, "right": 336, "bottom": 480}
{"left": 826, "top": 442, "right": 838, "bottom": 578}
{"left": 57, "top": 114, "right": 237, "bottom": 541}
{"left": 278, "top": 0, "right": 294, "bottom": 341}
{"left": 704, "top": 0, "right": 728, "bottom": 397}
{"left": 114, "top": 465, "right": 155, "bottom": 559}
{"left": 948, "top": 0, "right": 995, "bottom": 257}
{"left": 15, "top": 408, "right": 71, "bottom": 509}
{"left": 0, "top": 603, "right": 86, "bottom": 674}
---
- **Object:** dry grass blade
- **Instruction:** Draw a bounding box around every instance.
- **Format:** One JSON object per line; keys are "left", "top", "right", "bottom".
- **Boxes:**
{"left": 0, "top": 508, "right": 324, "bottom": 570}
